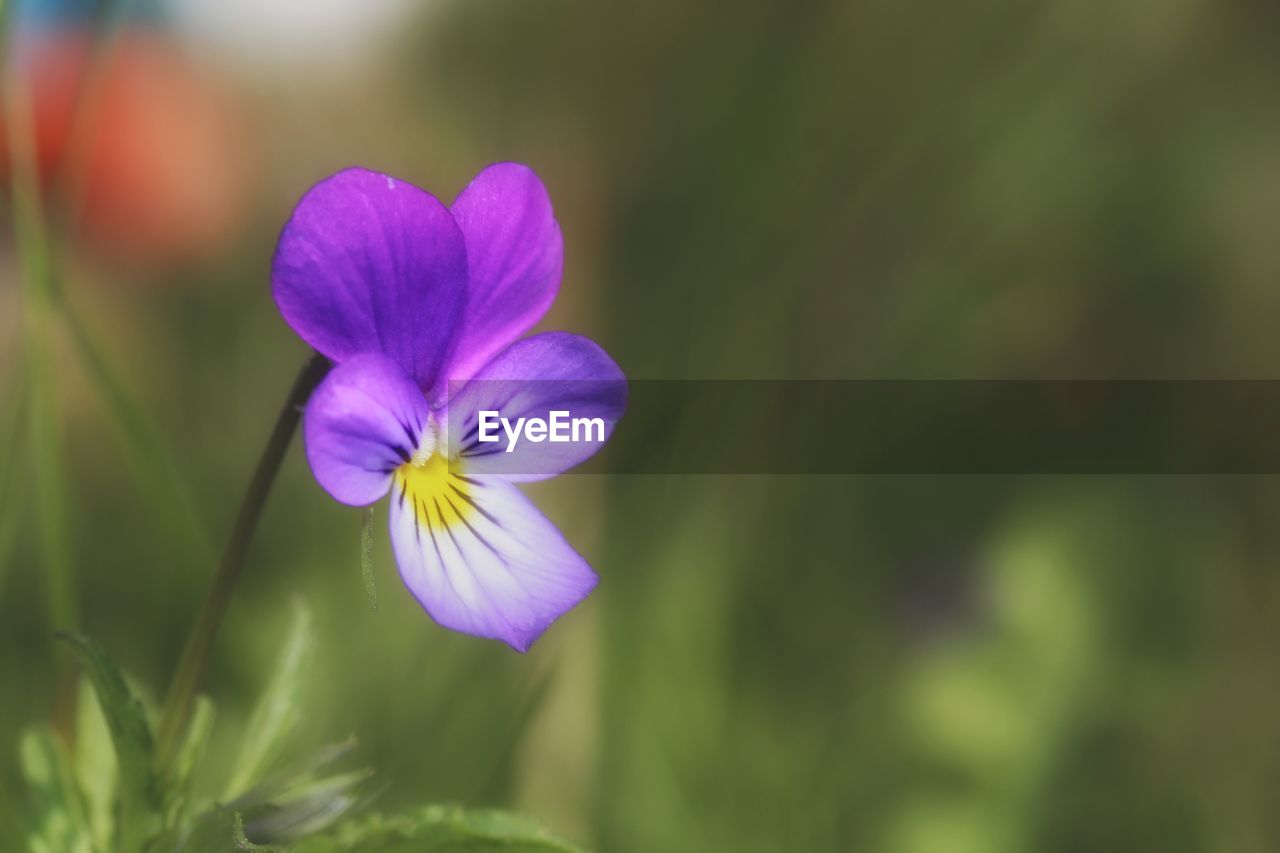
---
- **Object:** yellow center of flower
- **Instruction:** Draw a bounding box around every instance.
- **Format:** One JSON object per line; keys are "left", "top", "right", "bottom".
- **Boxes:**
{"left": 393, "top": 451, "right": 474, "bottom": 531}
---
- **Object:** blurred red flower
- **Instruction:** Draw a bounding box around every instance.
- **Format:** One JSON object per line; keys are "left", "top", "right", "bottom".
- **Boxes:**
{"left": 2, "top": 31, "right": 253, "bottom": 270}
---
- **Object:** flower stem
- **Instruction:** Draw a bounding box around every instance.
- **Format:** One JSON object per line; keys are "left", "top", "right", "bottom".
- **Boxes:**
{"left": 154, "top": 352, "right": 330, "bottom": 776}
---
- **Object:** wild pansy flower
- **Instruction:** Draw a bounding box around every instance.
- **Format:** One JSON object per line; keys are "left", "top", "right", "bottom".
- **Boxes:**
{"left": 272, "top": 164, "right": 625, "bottom": 651}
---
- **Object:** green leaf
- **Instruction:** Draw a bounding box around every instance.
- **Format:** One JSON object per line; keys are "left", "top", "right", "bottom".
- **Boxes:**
{"left": 292, "top": 806, "right": 585, "bottom": 853}
{"left": 226, "top": 738, "right": 368, "bottom": 846}
{"left": 238, "top": 768, "right": 373, "bottom": 845}
{"left": 360, "top": 507, "right": 378, "bottom": 613}
{"left": 56, "top": 631, "right": 159, "bottom": 848}
{"left": 229, "top": 739, "right": 356, "bottom": 808}
{"left": 73, "top": 675, "right": 119, "bottom": 849}
{"left": 18, "top": 727, "right": 94, "bottom": 853}
{"left": 164, "top": 695, "right": 217, "bottom": 830}
{"left": 224, "top": 602, "right": 313, "bottom": 798}
{"left": 57, "top": 632, "right": 155, "bottom": 795}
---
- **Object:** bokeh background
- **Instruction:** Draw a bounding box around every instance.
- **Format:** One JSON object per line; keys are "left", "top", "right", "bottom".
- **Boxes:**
{"left": 4, "top": 0, "right": 1280, "bottom": 850}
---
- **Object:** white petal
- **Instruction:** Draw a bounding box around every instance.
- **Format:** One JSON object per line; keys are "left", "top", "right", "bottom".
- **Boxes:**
{"left": 388, "top": 460, "right": 597, "bottom": 651}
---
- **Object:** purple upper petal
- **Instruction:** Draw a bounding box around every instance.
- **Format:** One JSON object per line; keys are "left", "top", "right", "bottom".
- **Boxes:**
{"left": 442, "top": 332, "right": 627, "bottom": 481}
{"left": 439, "top": 163, "right": 563, "bottom": 395}
{"left": 273, "top": 168, "right": 469, "bottom": 391}
{"left": 303, "top": 353, "right": 432, "bottom": 506}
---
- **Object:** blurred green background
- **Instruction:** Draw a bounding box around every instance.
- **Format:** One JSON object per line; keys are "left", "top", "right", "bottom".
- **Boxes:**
{"left": 4, "top": 0, "right": 1280, "bottom": 850}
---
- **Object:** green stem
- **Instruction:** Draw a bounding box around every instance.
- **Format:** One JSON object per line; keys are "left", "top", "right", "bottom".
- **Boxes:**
{"left": 154, "top": 352, "right": 330, "bottom": 776}
{"left": 0, "top": 366, "right": 28, "bottom": 602}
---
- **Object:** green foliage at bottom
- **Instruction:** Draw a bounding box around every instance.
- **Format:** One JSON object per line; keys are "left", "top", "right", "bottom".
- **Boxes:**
{"left": 8, "top": 618, "right": 582, "bottom": 853}
{"left": 292, "top": 807, "right": 580, "bottom": 853}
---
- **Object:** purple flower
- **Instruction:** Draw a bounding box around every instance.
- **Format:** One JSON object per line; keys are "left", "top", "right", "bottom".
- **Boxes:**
{"left": 272, "top": 164, "right": 625, "bottom": 651}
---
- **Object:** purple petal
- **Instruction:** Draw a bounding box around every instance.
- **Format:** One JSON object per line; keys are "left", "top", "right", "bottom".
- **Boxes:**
{"left": 303, "top": 353, "right": 432, "bottom": 506}
{"left": 273, "top": 168, "right": 468, "bottom": 391}
{"left": 440, "top": 163, "right": 563, "bottom": 392}
{"left": 389, "top": 471, "right": 597, "bottom": 651}
{"left": 441, "top": 332, "right": 627, "bottom": 481}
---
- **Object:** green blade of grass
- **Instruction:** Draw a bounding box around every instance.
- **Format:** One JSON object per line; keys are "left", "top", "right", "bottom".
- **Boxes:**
{"left": 5, "top": 51, "right": 80, "bottom": 735}
{"left": 224, "top": 601, "right": 314, "bottom": 798}
{"left": 29, "top": 0, "right": 212, "bottom": 574}
{"left": 58, "top": 299, "right": 215, "bottom": 573}
{"left": 0, "top": 363, "right": 28, "bottom": 602}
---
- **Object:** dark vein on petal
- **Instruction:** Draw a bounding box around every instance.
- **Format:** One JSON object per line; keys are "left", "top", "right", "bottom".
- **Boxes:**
{"left": 424, "top": 499, "right": 445, "bottom": 565}
{"left": 447, "top": 481, "right": 504, "bottom": 529}
{"left": 460, "top": 447, "right": 505, "bottom": 459}
{"left": 396, "top": 419, "right": 419, "bottom": 452}
{"left": 414, "top": 495, "right": 426, "bottom": 545}
{"left": 445, "top": 494, "right": 503, "bottom": 559}
{"left": 433, "top": 496, "right": 516, "bottom": 635}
